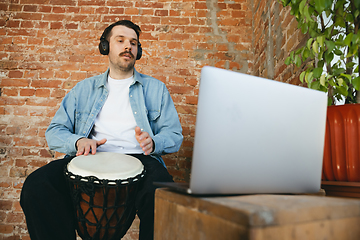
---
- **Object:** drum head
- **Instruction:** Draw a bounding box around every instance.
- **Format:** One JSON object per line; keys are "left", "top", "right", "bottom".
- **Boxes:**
{"left": 67, "top": 152, "right": 144, "bottom": 180}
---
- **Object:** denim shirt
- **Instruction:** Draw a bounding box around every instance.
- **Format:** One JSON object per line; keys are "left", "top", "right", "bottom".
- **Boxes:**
{"left": 45, "top": 69, "right": 183, "bottom": 167}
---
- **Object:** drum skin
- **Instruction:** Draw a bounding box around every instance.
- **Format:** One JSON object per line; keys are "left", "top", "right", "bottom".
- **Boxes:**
{"left": 65, "top": 153, "right": 145, "bottom": 240}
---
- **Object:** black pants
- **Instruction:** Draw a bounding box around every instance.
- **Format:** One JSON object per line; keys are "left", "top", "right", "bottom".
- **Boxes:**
{"left": 20, "top": 154, "right": 173, "bottom": 240}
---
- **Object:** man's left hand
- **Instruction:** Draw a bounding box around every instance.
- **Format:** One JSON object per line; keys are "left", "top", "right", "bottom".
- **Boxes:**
{"left": 135, "top": 126, "right": 154, "bottom": 155}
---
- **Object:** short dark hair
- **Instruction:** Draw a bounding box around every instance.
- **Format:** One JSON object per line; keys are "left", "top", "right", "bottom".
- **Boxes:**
{"left": 101, "top": 20, "right": 141, "bottom": 41}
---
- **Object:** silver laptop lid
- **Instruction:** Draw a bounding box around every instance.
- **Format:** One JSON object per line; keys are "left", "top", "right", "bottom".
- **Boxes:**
{"left": 190, "top": 66, "right": 327, "bottom": 194}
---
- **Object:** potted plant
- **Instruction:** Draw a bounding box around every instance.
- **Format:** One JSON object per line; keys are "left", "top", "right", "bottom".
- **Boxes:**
{"left": 280, "top": 0, "right": 360, "bottom": 193}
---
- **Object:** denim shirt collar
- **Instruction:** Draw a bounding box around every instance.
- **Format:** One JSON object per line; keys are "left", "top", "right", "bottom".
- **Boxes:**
{"left": 95, "top": 68, "right": 144, "bottom": 88}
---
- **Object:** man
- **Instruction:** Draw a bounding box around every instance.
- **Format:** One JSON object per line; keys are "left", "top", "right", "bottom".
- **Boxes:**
{"left": 20, "top": 20, "right": 183, "bottom": 240}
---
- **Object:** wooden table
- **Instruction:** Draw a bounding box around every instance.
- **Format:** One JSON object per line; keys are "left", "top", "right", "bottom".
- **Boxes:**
{"left": 154, "top": 188, "right": 360, "bottom": 240}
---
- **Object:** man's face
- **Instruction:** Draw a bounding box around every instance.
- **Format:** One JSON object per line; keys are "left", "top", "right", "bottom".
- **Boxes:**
{"left": 108, "top": 25, "right": 138, "bottom": 73}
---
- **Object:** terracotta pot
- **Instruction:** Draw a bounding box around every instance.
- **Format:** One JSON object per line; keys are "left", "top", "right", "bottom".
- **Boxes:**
{"left": 322, "top": 104, "right": 360, "bottom": 182}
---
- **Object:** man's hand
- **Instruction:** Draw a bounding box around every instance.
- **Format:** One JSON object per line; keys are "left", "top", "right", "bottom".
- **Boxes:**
{"left": 135, "top": 126, "right": 153, "bottom": 155}
{"left": 76, "top": 138, "right": 107, "bottom": 156}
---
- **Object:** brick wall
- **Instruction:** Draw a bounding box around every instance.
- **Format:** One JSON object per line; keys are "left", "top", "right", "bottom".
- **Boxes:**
{"left": 252, "top": 0, "right": 306, "bottom": 84}
{"left": 0, "top": 0, "right": 305, "bottom": 239}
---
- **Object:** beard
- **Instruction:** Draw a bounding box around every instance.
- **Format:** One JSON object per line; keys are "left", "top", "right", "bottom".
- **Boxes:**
{"left": 110, "top": 51, "right": 136, "bottom": 73}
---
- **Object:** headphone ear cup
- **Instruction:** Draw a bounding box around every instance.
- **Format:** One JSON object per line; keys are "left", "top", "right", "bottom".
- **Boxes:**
{"left": 136, "top": 43, "right": 142, "bottom": 60}
{"left": 99, "top": 40, "right": 109, "bottom": 55}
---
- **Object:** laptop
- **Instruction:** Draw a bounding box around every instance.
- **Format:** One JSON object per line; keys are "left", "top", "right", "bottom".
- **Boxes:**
{"left": 156, "top": 66, "right": 327, "bottom": 195}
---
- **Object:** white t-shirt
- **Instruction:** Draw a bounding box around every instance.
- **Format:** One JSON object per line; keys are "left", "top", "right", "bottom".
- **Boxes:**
{"left": 89, "top": 75, "right": 143, "bottom": 154}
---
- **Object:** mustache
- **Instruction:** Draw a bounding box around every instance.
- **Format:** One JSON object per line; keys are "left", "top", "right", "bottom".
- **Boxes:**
{"left": 119, "top": 51, "right": 134, "bottom": 58}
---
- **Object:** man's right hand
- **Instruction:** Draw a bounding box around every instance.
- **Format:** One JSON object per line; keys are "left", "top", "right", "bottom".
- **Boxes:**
{"left": 76, "top": 138, "right": 107, "bottom": 156}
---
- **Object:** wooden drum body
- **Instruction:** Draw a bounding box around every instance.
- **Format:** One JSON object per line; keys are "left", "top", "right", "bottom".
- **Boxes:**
{"left": 65, "top": 152, "right": 145, "bottom": 240}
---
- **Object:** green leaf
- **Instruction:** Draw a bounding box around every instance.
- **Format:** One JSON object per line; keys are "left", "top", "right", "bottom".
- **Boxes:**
{"left": 299, "top": 0, "right": 306, "bottom": 14}
{"left": 304, "top": 5, "right": 312, "bottom": 22}
{"left": 334, "top": 48, "right": 343, "bottom": 55}
{"left": 346, "top": 62, "right": 356, "bottom": 69}
{"left": 285, "top": 56, "right": 292, "bottom": 65}
{"left": 325, "top": 40, "right": 335, "bottom": 52}
{"left": 324, "top": 51, "right": 334, "bottom": 64}
{"left": 340, "top": 73, "right": 351, "bottom": 81}
{"left": 353, "top": 76, "right": 360, "bottom": 91}
{"left": 302, "top": 48, "right": 310, "bottom": 61}
{"left": 310, "top": 80, "right": 320, "bottom": 90}
{"left": 301, "top": 23, "right": 309, "bottom": 33}
{"left": 333, "top": 67, "right": 346, "bottom": 75}
{"left": 317, "top": 36, "right": 325, "bottom": 47}
{"left": 354, "top": 0, "right": 360, "bottom": 10}
{"left": 312, "top": 41, "right": 319, "bottom": 53}
{"left": 344, "top": 33, "right": 354, "bottom": 47}
{"left": 345, "top": 13, "right": 354, "bottom": 22}
{"left": 294, "top": 54, "right": 302, "bottom": 67}
{"left": 307, "top": 38, "right": 313, "bottom": 50}
{"left": 337, "top": 86, "right": 348, "bottom": 97}
{"left": 324, "top": 0, "right": 333, "bottom": 9}
{"left": 305, "top": 71, "right": 313, "bottom": 84}
{"left": 295, "top": 48, "right": 303, "bottom": 55}
{"left": 314, "top": 0, "right": 326, "bottom": 13}
{"left": 300, "top": 71, "right": 306, "bottom": 83}
{"left": 338, "top": 77, "right": 344, "bottom": 86}
{"left": 320, "top": 74, "right": 326, "bottom": 86}
{"left": 313, "top": 67, "right": 323, "bottom": 78}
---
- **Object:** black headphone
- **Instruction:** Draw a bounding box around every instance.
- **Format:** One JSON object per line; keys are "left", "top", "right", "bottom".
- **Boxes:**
{"left": 98, "top": 21, "right": 143, "bottom": 60}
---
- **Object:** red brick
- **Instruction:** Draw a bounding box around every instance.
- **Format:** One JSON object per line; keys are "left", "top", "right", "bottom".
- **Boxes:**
{"left": 2, "top": 88, "right": 19, "bottom": 96}
{"left": 43, "top": 14, "right": 68, "bottom": 21}
{"left": 55, "top": 71, "right": 71, "bottom": 79}
{"left": 19, "top": 89, "right": 35, "bottom": 97}
{"left": 50, "top": 89, "right": 66, "bottom": 98}
{"left": 78, "top": 0, "right": 106, "bottom": 5}
{"left": 35, "top": 89, "right": 51, "bottom": 97}
{"left": 65, "top": 23, "right": 78, "bottom": 29}
{"left": 7, "top": 212, "right": 24, "bottom": 223}
{"left": 8, "top": 71, "right": 23, "bottom": 78}
{"left": 67, "top": 6, "right": 80, "bottom": 13}
{"left": 0, "top": 224, "right": 13, "bottom": 234}
{"left": 23, "top": 5, "right": 38, "bottom": 12}
{"left": 69, "top": 55, "right": 85, "bottom": 62}
{"left": 15, "top": 159, "right": 28, "bottom": 167}
{"left": 38, "top": 5, "right": 52, "bottom": 12}
{"left": 50, "top": 22, "right": 62, "bottom": 29}
{"left": 39, "top": 149, "right": 53, "bottom": 158}
{"left": 195, "top": 2, "right": 207, "bottom": 9}
{"left": 5, "top": 127, "right": 21, "bottom": 135}
{"left": 31, "top": 80, "right": 62, "bottom": 88}
{"left": 28, "top": 37, "right": 42, "bottom": 45}
{"left": 49, "top": 0, "right": 76, "bottom": 5}
{"left": 53, "top": 6, "right": 66, "bottom": 13}
{"left": 155, "top": 10, "right": 168, "bottom": 16}
{"left": 25, "top": 98, "right": 58, "bottom": 107}
{"left": 8, "top": 4, "right": 22, "bottom": 11}
{"left": 161, "top": 17, "right": 190, "bottom": 25}
{"left": 0, "top": 3, "right": 8, "bottom": 11}
{"left": 109, "top": 7, "right": 124, "bottom": 14}
{"left": 13, "top": 12, "right": 42, "bottom": 21}
{"left": 229, "top": 3, "right": 242, "bottom": 9}
{"left": 1, "top": 79, "right": 30, "bottom": 87}
{"left": 0, "top": 181, "right": 11, "bottom": 188}
{"left": 135, "top": 2, "right": 163, "bottom": 8}
{"left": 0, "top": 200, "right": 13, "bottom": 211}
